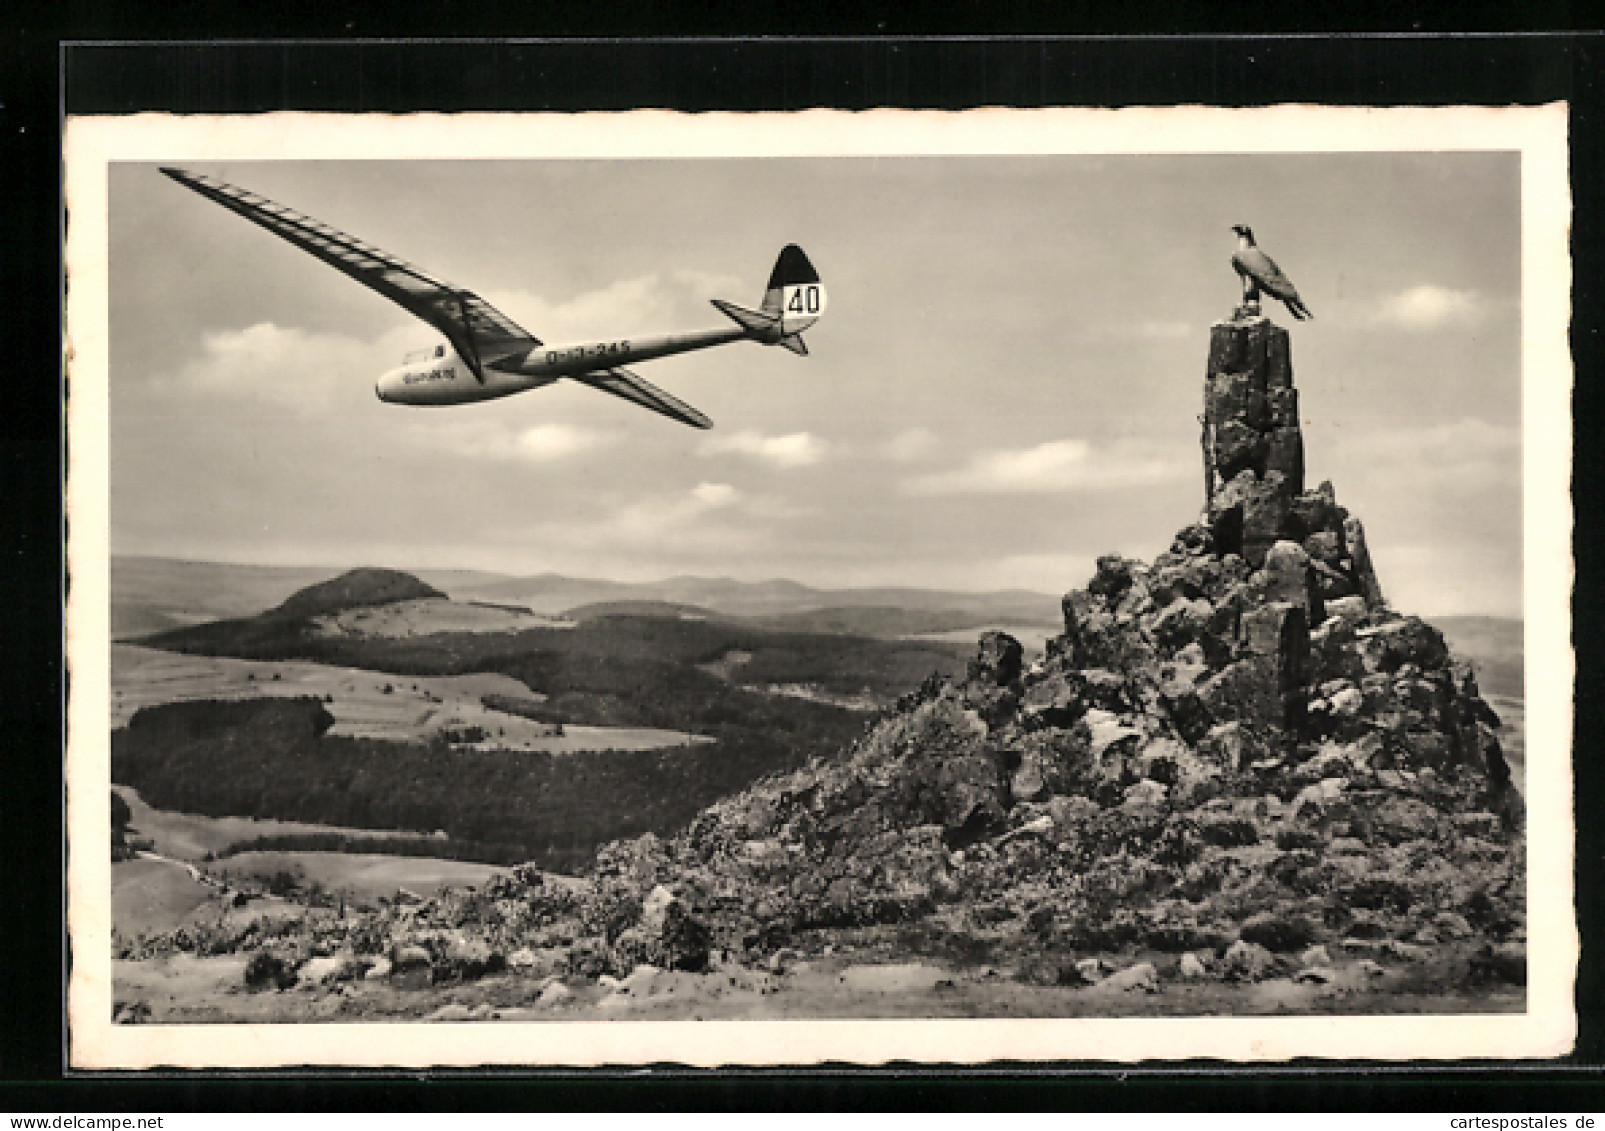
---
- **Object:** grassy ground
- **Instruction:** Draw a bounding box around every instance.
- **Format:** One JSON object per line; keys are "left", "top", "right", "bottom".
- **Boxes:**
{"left": 112, "top": 949, "right": 1524, "bottom": 1026}
{"left": 112, "top": 644, "right": 706, "bottom": 754}
{"left": 115, "top": 785, "right": 446, "bottom": 861}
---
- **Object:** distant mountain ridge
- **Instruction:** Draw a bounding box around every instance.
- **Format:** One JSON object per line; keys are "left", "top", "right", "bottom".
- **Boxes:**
{"left": 112, "top": 554, "right": 1064, "bottom": 639}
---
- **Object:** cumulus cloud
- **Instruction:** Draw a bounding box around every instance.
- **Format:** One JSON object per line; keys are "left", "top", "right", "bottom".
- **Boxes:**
{"left": 160, "top": 321, "right": 418, "bottom": 410}
{"left": 1371, "top": 285, "right": 1491, "bottom": 330}
{"left": 501, "top": 423, "right": 611, "bottom": 462}
{"left": 901, "top": 438, "right": 1187, "bottom": 496}
{"left": 610, "top": 482, "right": 744, "bottom": 538}
{"left": 1335, "top": 417, "right": 1520, "bottom": 491}
{"left": 699, "top": 429, "right": 829, "bottom": 468}
{"left": 881, "top": 427, "right": 941, "bottom": 462}
{"left": 401, "top": 418, "right": 612, "bottom": 464}
{"left": 488, "top": 268, "right": 744, "bottom": 343}
{"left": 691, "top": 481, "right": 740, "bottom": 507}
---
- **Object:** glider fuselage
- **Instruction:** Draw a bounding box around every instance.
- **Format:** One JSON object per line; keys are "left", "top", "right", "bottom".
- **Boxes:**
{"left": 376, "top": 325, "right": 749, "bottom": 406}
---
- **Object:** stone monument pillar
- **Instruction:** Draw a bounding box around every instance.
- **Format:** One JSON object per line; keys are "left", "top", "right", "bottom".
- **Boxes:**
{"left": 1202, "top": 313, "right": 1385, "bottom": 610}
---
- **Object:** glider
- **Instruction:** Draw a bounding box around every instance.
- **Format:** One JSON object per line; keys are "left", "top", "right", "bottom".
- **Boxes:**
{"left": 1230, "top": 224, "right": 1313, "bottom": 321}
{"left": 161, "top": 167, "right": 827, "bottom": 428}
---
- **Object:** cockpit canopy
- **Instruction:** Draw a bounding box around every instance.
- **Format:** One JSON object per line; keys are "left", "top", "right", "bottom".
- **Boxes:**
{"left": 402, "top": 343, "right": 448, "bottom": 365}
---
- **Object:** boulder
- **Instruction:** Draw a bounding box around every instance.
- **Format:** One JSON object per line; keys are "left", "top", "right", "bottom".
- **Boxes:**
{"left": 297, "top": 956, "right": 347, "bottom": 985}
{"left": 243, "top": 952, "right": 297, "bottom": 991}
{"left": 1260, "top": 540, "right": 1317, "bottom": 617}
{"left": 1222, "top": 939, "right": 1277, "bottom": 981}
{"left": 1299, "top": 944, "right": 1333, "bottom": 968}
{"left": 1199, "top": 656, "right": 1289, "bottom": 732}
{"left": 1344, "top": 515, "right": 1386, "bottom": 607}
{"left": 1197, "top": 720, "right": 1260, "bottom": 771}
{"left": 1264, "top": 426, "right": 1305, "bottom": 494}
{"left": 391, "top": 943, "right": 431, "bottom": 972}
{"left": 1100, "top": 961, "right": 1160, "bottom": 993}
{"left": 1088, "top": 555, "right": 1138, "bottom": 602}
{"left": 1290, "top": 481, "right": 1339, "bottom": 536}
{"left": 617, "top": 885, "right": 713, "bottom": 973}
{"left": 1241, "top": 472, "right": 1295, "bottom": 568}
{"left": 1018, "top": 670, "right": 1089, "bottom": 729}
{"left": 538, "top": 979, "right": 572, "bottom": 1006}
{"left": 1074, "top": 956, "right": 1110, "bottom": 984}
{"left": 969, "top": 631, "right": 1024, "bottom": 687}
{"left": 1148, "top": 597, "right": 1216, "bottom": 652}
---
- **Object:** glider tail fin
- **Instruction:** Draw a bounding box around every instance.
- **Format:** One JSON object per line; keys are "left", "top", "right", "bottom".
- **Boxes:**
{"left": 712, "top": 244, "right": 826, "bottom": 353}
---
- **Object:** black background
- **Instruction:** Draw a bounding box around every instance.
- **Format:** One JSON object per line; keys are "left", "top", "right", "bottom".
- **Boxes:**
{"left": 6, "top": 13, "right": 1603, "bottom": 1111}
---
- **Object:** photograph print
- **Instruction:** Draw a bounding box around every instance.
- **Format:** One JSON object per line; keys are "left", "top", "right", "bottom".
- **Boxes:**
{"left": 65, "top": 106, "right": 1575, "bottom": 1067}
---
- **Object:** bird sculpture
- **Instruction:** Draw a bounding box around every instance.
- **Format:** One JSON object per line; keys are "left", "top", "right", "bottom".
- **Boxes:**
{"left": 1230, "top": 224, "right": 1313, "bottom": 321}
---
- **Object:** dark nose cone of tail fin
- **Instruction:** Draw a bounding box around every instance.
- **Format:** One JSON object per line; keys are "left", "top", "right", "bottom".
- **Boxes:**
{"left": 767, "top": 244, "right": 819, "bottom": 290}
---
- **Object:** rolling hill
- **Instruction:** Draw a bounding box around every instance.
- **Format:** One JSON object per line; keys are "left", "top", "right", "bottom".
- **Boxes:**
{"left": 113, "top": 555, "right": 1064, "bottom": 638}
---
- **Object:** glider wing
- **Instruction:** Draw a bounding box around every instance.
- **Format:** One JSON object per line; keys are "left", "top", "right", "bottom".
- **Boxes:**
{"left": 578, "top": 367, "right": 713, "bottom": 430}
{"left": 161, "top": 167, "right": 538, "bottom": 379}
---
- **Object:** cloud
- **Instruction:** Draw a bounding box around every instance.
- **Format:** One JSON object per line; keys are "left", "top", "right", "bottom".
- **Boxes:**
{"left": 881, "top": 427, "right": 941, "bottom": 462}
{"left": 699, "top": 430, "right": 829, "bottom": 468}
{"left": 160, "top": 321, "right": 417, "bottom": 410}
{"left": 487, "top": 269, "right": 744, "bottom": 343}
{"left": 1370, "top": 286, "right": 1491, "bottom": 330}
{"left": 691, "top": 481, "right": 740, "bottom": 507}
{"left": 401, "top": 417, "right": 613, "bottom": 464}
{"left": 502, "top": 423, "right": 611, "bottom": 462}
{"left": 901, "top": 438, "right": 1187, "bottom": 496}
{"left": 609, "top": 482, "right": 745, "bottom": 541}
{"left": 1333, "top": 416, "right": 1520, "bottom": 492}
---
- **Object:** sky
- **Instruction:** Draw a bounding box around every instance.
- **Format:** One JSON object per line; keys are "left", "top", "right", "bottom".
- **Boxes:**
{"left": 106, "top": 152, "right": 1524, "bottom": 616}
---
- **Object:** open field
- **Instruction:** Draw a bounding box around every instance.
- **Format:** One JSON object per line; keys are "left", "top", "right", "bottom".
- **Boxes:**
{"left": 112, "top": 644, "right": 705, "bottom": 754}
{"left": 112, "top": 857, "right": 219, "bottom": 936}
{"left": 206, "top": 851, "right": 504, "bottom": 904}
{"left": 115, "top": 785, "right": 446, "bottom": 861}
{"left": 112, "top": 853, "right": 501, "bottom": 944}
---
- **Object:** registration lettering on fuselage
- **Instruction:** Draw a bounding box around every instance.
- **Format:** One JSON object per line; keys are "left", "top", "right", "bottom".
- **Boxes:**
{"left": 546, "top": 340, "right": 630, "bottom": 366}
{"left": 402, "top": 364, "right": 458, "bottom": 386}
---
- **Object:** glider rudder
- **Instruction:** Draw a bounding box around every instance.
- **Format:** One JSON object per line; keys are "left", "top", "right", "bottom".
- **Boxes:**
{"left": 713, "top": 244, "right": 825, "bottom": 353}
